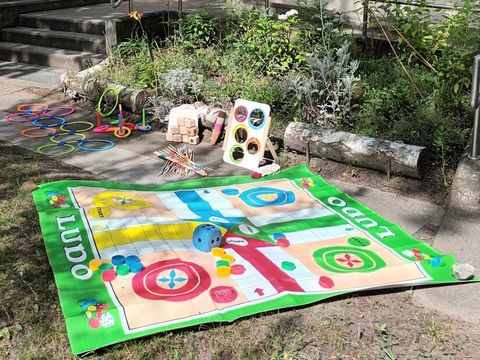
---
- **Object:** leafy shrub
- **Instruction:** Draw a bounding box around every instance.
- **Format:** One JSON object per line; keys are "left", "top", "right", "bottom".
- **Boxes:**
{"left": 177, "top": 13, "right": 217, "bottom": 51}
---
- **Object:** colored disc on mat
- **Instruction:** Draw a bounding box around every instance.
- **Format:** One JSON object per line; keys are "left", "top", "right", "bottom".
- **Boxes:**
{"left": 216, "top": 266, "right": 231, "bottom": 277}
{"left": 116, "top": 264, "right": 130, "bottom": 276}
{"left": 59, "top": 121, "right": 94, "bottom": 133}
{"left": 129, "top": 262, "right": 144, "bottom": 273}
{"left": 281, "top": 261, "right": 296, "bottom": 271}
{"left": 216, "top": 260, "right": 230, "bottom": 268}
{"left": 111, "top": 255, "right": 125, "bottom": 266}
{"left": 211, "top": 247, "right": 225, "bottom": 257}
{"left": 20, "top": 127, "right": 57, "bottom": 138}
{"left": 277, "top": 238, "right": 290, "bottom": 247}
{"left": 125, "top": 255, "right": 140, "bottom": 266}
{"left": 318, "top": 276, "right": 334, "bottom": 289}
{"left": 88, "top": 259, "right": 104, "bottom": 271}
{"left": 221, "top": 254, "right": 235, "bottom": 263}
{"left": 231, "top": 264, "right": 246, "bottom": 275}
{"left": 102, "top": 269, "right": 117, "bottom": 282}
{"left": 99, "top": 263, "right": 113, "bottom": 272}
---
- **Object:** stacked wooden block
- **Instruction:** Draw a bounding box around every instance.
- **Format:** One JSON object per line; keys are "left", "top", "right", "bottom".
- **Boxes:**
{"left": 166, "top": 117, "right": 200, "bottom": 145}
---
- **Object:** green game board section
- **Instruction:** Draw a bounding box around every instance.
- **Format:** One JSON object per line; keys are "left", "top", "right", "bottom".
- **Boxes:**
{"left": 32, "top": 164, "right": 478, "bottom": 355}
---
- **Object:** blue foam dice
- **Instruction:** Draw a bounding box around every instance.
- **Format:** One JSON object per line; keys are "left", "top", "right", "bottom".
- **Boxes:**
{"left": 193, "top": 224, "right": 222, "bottom": 252}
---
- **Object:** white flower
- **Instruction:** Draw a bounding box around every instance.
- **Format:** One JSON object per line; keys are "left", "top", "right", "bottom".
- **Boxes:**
{"left": 278, "top": 14, "right": 288, "bottom": 20}
{"left": 286, "top": 9, "right": 298, "bottom": 17}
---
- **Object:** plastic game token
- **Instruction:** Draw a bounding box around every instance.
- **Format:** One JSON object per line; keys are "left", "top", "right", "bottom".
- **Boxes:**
{"left": 129, "top": 262, "right": 144, "bottom": 273}
{"left": 88, "top": 259, "right": 104, "bottom": 271}
{"left": 87, "top": 305, "right": 96, "bottom": 312}
{"left": 216, "top": 260, "right": 230, "bottom": 268}
{"left": 221, "top": 254, "right": 235, "bottom": 264}
{"left": 80, "top": 298, "right": 97, "bottom": 310}
{"left": 277, "top": 238, "right": 290, "bottom": 247}
{"left": 281, "top": 261, "right": 296, "bottom": 271}
{"left": 318, "top": 276, "right": 334, "bottom": 289}
{"left": 231, "top": 264, "right": 246, "bottom": 275}
{"left": 99, "top": 263, "right": 113, "bottom": 272}
{"left": 209, "top": 286, "right": 238, "bottom": 303}
{"left": 85, "top": 311, "right": 92, "bottom": 319}
{"left": 111, "top": 255, "right": 125, "bottom": 266}
{"left": 116, "top": 263, "right": 130, "bottom": 276}
{"left": 89, "top": 318, "right": 100, "bottom": 329}
{"left": 102, "top": 269, "right": 117, "bottom": 282}
{"left": 125, "top": 255, "right": 140, "bottom": 266}
{"left": 216, "top": 266, "right": 231, "bottom": 277}
{"left": 430, "top": 257, "right": 443, "bottom": 267}
{"left": 211, "top": 247, "right": 225, "bottom": 257}
{"left": 273, "top": 233, "right": 286, "bottom": 240}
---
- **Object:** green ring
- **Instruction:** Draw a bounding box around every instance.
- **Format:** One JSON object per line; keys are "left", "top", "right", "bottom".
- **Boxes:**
{"left": 216, "top": 260, "right": 231, "bottom": 268}
{"left": 97, "top": 87, "right": 120, "bottom": 117}
{"left": 36, "top": 143, "right": 76, "bottom": 157}
{"left": 229, "top": 145, "right": 244, "bottom": 164}
{"left": 49, "top": 132, "right": 86, "bottom": 144}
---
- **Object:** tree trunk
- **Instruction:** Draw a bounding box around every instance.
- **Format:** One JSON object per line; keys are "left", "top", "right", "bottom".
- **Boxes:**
{"left": 284, "top": 122, "right": 428, "bottom": 179}
{"left": 60, "top": 62, "right": 148, "bottom": 112}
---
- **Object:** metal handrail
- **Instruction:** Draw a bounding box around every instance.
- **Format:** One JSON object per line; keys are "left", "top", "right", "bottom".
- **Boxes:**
{"left": 469, "top": 55, "right": 480, "bottom": 160}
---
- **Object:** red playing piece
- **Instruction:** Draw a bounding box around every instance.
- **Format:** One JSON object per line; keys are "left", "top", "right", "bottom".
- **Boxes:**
{"left": 318, "top": 276, "right": 334, "bottom": 289}
{"left": 277, "top": 238, "right": 290, "bottom": 247}
{"left": 231, "top": 264, "right": 246, "bottom": 275}
{"left": 102, "top": 269, "right": 117, "bottom": 282}
{"left": 89, "top": 318, "right": 100, "bottom": 329}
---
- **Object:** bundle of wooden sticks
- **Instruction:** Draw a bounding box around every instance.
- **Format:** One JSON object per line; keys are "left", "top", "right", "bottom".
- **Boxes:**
{"left": 154, "top": 145, "right": 213, "bottom": 177}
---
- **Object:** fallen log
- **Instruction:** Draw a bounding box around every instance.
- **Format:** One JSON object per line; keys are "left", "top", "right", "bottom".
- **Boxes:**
{"left": 60, "top": 62, "right": 148, "bottom": 112}
{"left": 284, "top": 122, "right": 428, "bottom": 179}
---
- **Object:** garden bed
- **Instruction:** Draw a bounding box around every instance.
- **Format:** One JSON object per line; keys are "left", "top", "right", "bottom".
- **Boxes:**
{"left": 90, "top": 1, "right": 480, "bottom": 186}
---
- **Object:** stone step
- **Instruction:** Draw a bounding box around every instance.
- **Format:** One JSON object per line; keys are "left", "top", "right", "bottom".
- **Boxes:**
{"left": 18, "top": 13, "right": 105, "bottom": 35}
{"left": 0, "top": 41, "right": 104, "bottom": 71}
{"left": 3, "top": 27, "right": 106, "bottom": 54}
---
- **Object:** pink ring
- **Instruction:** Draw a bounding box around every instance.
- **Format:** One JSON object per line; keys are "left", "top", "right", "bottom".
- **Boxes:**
{"left": 93, "top": 125, "right": 110, "bottom": 133}
{"left": 41, "top": 106, "right": 75, "bottom": 117}
{"left": 3, "top": 112, "right": 36, "bottom": 123}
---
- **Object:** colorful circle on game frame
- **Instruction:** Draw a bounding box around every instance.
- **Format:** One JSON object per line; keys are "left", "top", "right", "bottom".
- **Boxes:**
{"left": 246, "top": 137, "right": 261, "bottom": 155}
{"left": 20, "top": 127, "right": 57, "bottom": 138}
{"left": 221, "top": 188, "right": 239, "bottom": 196}
{"left": 239, "top": 187, "right": 295, "bottom": 207}
{"left": 88, "top": 206, "right": 112, "bottom": 218}
{"left": 231, "top": 264, "right": 246, "bottom": 275}
{"left": 49, "top": 131, "right": 86, "bottom": 144}
{"left": 234, "top": 105, "right": 248, "bottom": 122}
{"left": 233, "top": 124, "right": 248, "bottom": 144}
{"left": 347, "top": 237, "right": 371, "bottom": 247}
{"left": 210, "top": 286, "right": 238, "bottom": 303}
{"left": 132, "top": 258, "right": 211, "bottom": 301}
{"left": 248, "top": 108, "right": 266, "bottom": 129}
{"left": 59, "top": 121, "right": 94, "bottom": 133}
{"left": 313, "top": 246, "right": 386, "bottom": 273}
{"left": 229, "top": 145, "right": 245, "bottom": 164}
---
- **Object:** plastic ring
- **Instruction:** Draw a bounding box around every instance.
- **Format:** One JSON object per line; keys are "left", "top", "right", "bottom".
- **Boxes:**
{"left": 77, "top": 139, "right": 115, "bottom": 152}
{"left": 93, "top": 125, "right": 110, "bottom": 133}
{"left": 114, "top": 127, "right": 131, "bottom": 138}
{"left": 3, "top": 112, "right": 36, "bottom": 123}
{"left": 36, "top": 143, "right": 76, "bottom": 157}
{"left": 17, "top": 103, "right": 48, "bottom": 113}
{"left": 135, "top": 123, "right": 152, "bottom": 132}
{"left": 248, "top": 108, "right": 266, "bottom": 129}
{"left": 32, "top": 116, "right": 66, "bottom": 128}
{"left": 49, "top": 132, "right": 86, "bottom": 144}
{"left": 59, "top": 121, "right": 94, "bottom": 133}
{"left": 234, "top": 105, "right": 248, "bottom": 122}
{"left": 20, "top": 127, "right": 57, "bottom": 138}
{"left": 42, "top": 105, "right": 76, "bottom": 117}
{"left": 97, "top": 87, "right": 120, "bottom": 117}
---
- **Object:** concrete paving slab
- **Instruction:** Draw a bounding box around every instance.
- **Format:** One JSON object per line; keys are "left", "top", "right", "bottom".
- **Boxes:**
{"left": 0, "top": 90, "right": 45, "bottom": 113}
{"left": 0, "top": 61, "right": 63, "bottom": 86}
{"left": 414, "top": 206, "right": 480, "bottom": 323}
{"left": 330, "top": 180, "right": 443, "bottom": 236}
{"left": 0, "top": 81, "right": 24, "bottom": 96}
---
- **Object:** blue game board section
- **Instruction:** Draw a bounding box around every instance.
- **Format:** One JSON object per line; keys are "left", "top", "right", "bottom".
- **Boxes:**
{"left": 174, "top": 190, "right": 244, "bottom": 227}
{"left": 239, "top": 187, "right": 295, "bottom": 207}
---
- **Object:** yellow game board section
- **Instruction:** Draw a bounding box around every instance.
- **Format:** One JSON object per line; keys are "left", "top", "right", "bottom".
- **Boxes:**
{"left": 93, "top": 221, "right": 227, "bottom": 250}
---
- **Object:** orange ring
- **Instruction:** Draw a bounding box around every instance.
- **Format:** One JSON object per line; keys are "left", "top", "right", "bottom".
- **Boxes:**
{"left": 114, "top": 127, "right": 131, "bottom": 138}
{"left": 20, "top": 127, "right": 57, "bottom": 139}
{"left": 17, "top": 103, "right": 49, "bottom": 113}
{"left": 246, "top": 137, "right": 261, "bottom": 155}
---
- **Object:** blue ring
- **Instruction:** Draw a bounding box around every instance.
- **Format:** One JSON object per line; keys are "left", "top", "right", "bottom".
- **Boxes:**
{"left": 248, "top": 109, "right": 266, "bottom": 130}
{"left": 135, "top": 123, "right": 152, "bottom": 132}
{"left": 32, "top": 116, "right": 66, "bottom": 128}
{"left": 77, "top": 139, "right": 115, "bottom": 152}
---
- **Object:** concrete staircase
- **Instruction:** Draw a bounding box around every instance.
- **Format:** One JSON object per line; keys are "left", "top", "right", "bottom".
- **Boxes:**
{"left": 0, "top": 11, "right": 106, "bottom": 71}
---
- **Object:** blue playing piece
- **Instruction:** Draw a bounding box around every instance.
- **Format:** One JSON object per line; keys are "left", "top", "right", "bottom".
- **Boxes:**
{"left": 111, "top": 255, "right": 126, "bottom": 266}
{"left": 125, "top": 255, "right": 140, "bottom": 266}
{"left": 193, "top": 224, "right": 222, "bottom": 252}
{"left": 129, "top": 262, "right": 144, "bottom": 273}
{"left": 430, "top": 256, "right": 443, "bottom": 267}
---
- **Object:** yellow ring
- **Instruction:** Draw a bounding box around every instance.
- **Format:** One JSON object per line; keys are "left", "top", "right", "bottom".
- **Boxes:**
{"left": 114, "top": 127, "right": 131, "bottom": 138}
